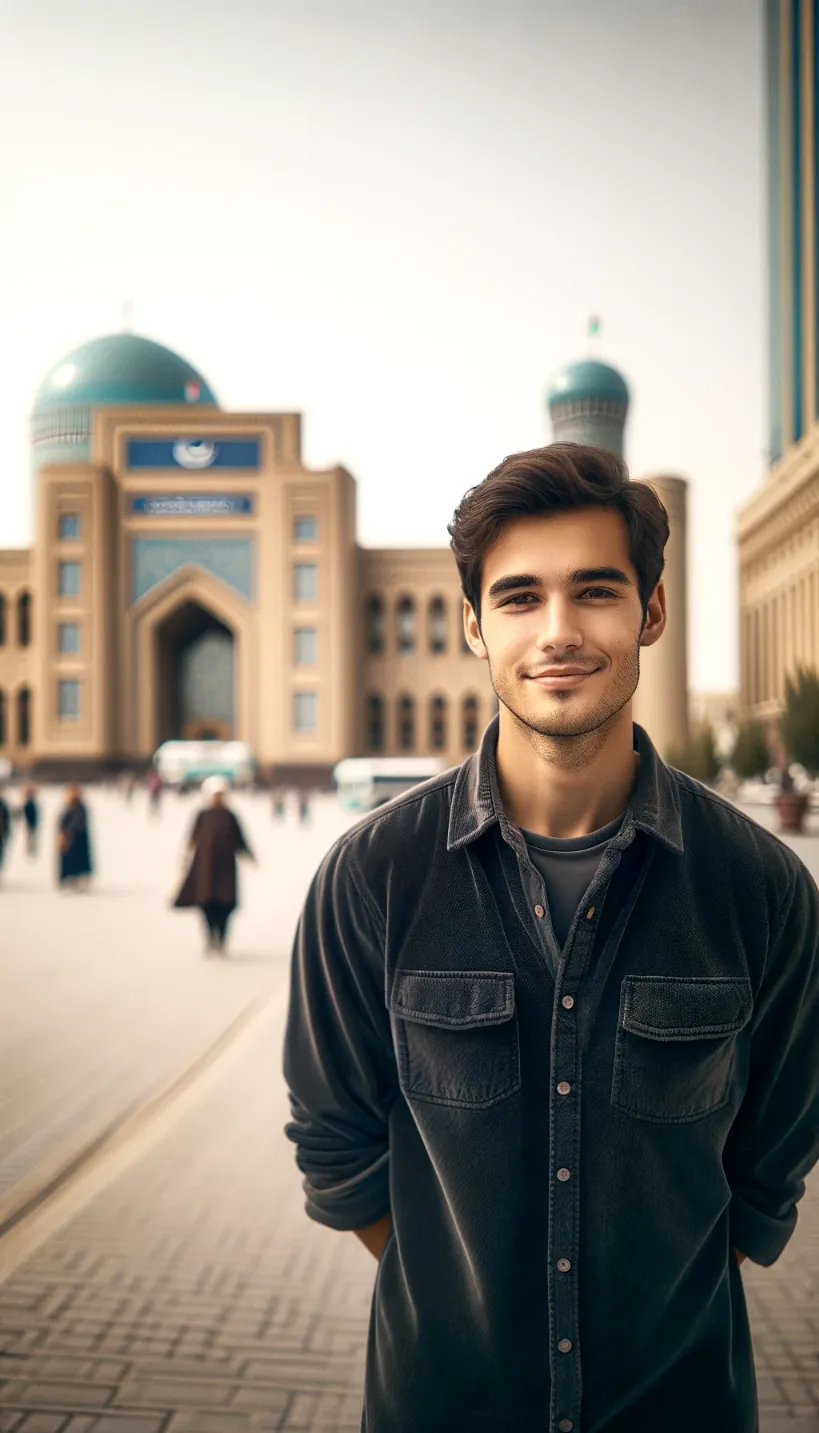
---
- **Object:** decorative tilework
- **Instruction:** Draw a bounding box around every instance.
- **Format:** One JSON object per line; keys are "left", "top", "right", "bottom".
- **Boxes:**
{"left": 131, "top": 538, "right": 253, "bottom": 604}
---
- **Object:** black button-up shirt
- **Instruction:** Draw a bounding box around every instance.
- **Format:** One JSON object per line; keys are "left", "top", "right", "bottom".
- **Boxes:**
{"left": 282, "top": 715, "right": 819, "bottom": 1433}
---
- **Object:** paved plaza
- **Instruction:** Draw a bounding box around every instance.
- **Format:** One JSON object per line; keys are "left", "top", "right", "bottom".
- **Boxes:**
{"left": 0, "top": 786, "right": 818, "bottom": 1431}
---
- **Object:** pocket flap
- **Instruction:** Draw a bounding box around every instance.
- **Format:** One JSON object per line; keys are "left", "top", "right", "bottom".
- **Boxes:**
{"left": 621, "top": 976, "right": 753, "bottom": 1041}
{"left": 390, "top": 971, "right": 515, "bottom": 1028}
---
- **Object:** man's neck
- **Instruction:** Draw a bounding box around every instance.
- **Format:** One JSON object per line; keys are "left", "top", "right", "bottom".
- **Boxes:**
{"left": 494, "top": 708, "right": 640, "bottom": 840}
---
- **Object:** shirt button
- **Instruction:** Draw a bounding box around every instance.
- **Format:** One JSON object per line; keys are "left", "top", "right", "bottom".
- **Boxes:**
{"left": 558, "top": 1421, "right": 574, "bottom": 1432}
{"left": 562, "top": 995, "right": 575, "bottom": 1009}
{"left": 558, "top": 1338, "right": 572, "bottom": 1353}
{"left": 557, "top": 1258, "right": 571, "bottom": 1272}
{"left": 534, "top": 904, "right": 545, "bottom": 917}
{"left": 557, "top": 1081, "right": 571, "bottom": 1095}
{"left": 557, "top": 1167, "right": 571, "bottom": 1182}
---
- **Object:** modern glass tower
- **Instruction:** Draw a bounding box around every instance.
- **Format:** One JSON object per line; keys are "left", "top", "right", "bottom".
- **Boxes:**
{"left": 766, "top": 0, "right": 819, "bottom": 463}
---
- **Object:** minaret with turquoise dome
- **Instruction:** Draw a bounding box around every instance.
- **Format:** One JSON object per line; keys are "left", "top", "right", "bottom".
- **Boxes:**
{"left": 546, "top": 350, "right": 630, "bottom": 458}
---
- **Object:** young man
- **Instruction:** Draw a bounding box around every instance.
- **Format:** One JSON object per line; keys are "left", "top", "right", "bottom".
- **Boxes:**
{"left": 282, "top": 444, "right": 819, "bottom": 1433}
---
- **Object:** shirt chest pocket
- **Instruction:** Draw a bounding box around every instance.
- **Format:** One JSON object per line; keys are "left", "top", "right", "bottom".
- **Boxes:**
{"left": 611, "top": 975, "right": 753, "bottom": 1124}
{"left": 389, "top": 970, "right": 521, "bottom": 1109}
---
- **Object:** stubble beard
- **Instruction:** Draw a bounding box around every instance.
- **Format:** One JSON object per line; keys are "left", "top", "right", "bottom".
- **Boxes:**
{"left": 487, "top": 639, "right": 642, "bottom": 747}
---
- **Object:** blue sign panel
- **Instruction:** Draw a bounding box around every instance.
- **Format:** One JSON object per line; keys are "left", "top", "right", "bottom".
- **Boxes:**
{"left": 127, "top": 438, "right": 260, "bottom": 470}
{"left": 131, "top": 495, "right": 253, "bottom": 517}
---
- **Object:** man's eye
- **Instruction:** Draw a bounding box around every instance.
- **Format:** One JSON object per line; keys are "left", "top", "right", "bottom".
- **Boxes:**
{"left": 583, "top": 588, "right": 617, "bottom": 600}
{"left": 503, "top": 594, "right": 537, "bottom": 606}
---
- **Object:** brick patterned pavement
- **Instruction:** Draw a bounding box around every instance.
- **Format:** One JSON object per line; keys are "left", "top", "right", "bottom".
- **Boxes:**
{"left": 0, "top": 990, "right": 375, "bottom": 1432}
{"left": 0, "top": 785, "right": 355, "bottom": 1210}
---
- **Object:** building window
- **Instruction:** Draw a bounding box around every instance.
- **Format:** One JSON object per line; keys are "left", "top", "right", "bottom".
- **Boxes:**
{"left": 365, "top": 594, "right": 386, "bottom": 654}
{"left": 294, "top": 515, "right": 317, "bottom": 542}
{"left": 462, "top": 694, "right": 480, "bottom": 752}
{"left": 58, "top": 513, "right": 80, "bottom": 540}
{"left": 427, "top": 595, "right": 447, "bottom": 654}
{"left": 58, "top": 622, "right": 80, "bottom": 654}
{"left": 397, "top": 693, "right": 415, "bottom": 751}
{"left": 58, "top": 562, "right": 81, "bottom": 598}
{"left": 17, "top": 591, "right": 32, "bottom": 647}
{"left": 294, "top": 628, "right": 317, "bottom": 665}
{"left": 294, "top": 690, "right": 317, "bottom": 732}
{"left": 365, "top": 693, "right": 385, "bottom": 752}
{"left": 17, "top": 686, "right": 31, "bottom": 746}
{"left": 0, "top": 593, "right": 5, "bottom": 646}
{"left": 58, "top": 679, "right": 80, "bottom": 720}
{"left": 294, "top": 564, "right": 317, "bottom": 602}
{"left": 429, "top": 693, "right": 448, "bottom": 751}
{"left": 396, "top": 595, "right": 417, "bottom": 654}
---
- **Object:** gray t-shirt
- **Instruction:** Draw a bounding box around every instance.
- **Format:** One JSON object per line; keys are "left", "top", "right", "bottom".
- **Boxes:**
{"left": 520, "top": 809, "right": 626, "bottom": 952}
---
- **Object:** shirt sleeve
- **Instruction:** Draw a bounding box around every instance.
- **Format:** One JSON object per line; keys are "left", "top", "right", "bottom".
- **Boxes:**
{"left": 724, "top": 857, "right": 819, "bottom": 1266}
{"left": 282, "top": 837, "right": 397, "bottom": 1231}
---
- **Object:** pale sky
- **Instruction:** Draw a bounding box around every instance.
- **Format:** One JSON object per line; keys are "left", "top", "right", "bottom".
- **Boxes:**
{"left": 0, "top": 0, "right": 764, "bottom": 694}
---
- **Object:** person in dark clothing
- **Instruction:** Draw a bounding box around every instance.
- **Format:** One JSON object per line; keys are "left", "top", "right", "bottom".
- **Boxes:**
{"left": 21, "top": 785, "right": 39, "bottom": 857}
{"left": 173, "top": 777, "right": 254, "bottom": 955}
{"left": 0, "top": 789, "right": 11, "bottom": 878}
{"left": 57, "top": 785, "right": 93, "bottom": 890}
{"left": 298, "top": 791, "right": 311, "bottom": 825}
{"left": 282, "top": 444, "right": 819, "bottom": 1433}
{"left": 147, "top": 769, "right": 163, "bottom": 815}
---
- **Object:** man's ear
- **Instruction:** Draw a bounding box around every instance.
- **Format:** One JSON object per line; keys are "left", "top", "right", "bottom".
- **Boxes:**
{"left": 639, "top": 581, "right": 666, "bottom": 650}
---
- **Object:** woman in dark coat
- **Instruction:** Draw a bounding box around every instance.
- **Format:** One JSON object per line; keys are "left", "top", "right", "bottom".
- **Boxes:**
{"left": 57, "top": 785, "right": 94, "bottom": 890}
{"left": 22, "top": 785, "right": 40, "bottom": 857}
{"left": 173, "top": 777, "right": 254, "bottom": 955}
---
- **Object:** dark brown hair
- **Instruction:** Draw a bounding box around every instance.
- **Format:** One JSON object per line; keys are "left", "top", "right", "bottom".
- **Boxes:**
{"left": 447, "top": 442, "right": 669, "bottom": 633}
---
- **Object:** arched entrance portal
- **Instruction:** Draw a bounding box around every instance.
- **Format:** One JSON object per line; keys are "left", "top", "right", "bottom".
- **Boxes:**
{"left": 156, "top": 601, "right": 235, "bottom": 742}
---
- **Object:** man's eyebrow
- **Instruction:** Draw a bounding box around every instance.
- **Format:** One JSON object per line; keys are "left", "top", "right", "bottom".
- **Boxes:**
{"left": 486, "top": 567, "right": 634, "bottom": 600}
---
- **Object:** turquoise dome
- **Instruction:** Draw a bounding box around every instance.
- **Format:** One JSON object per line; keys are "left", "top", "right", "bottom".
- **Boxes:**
{"left": 547, "top": 358, "right": 629, "bottom": 409}
{"left": 34, "top": 333, "right": 217, "bottom": 410}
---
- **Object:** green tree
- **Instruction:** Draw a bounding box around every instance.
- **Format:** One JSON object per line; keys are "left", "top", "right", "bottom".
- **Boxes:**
{"left": 666, "top": 724, "right": 721, "bottom": 786}
{"left": 730, "top": 721, "right": 770, "bottom": 780}
{"left": 780, "top": 665, "right": 819, "bottom": 776}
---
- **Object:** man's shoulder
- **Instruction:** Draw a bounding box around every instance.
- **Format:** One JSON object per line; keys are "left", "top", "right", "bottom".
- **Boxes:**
{"left": 321, "top": 764, "right": 463, "bottom": 892}
{"left": 667, "top": 763, "right": 811, "bottom": 893}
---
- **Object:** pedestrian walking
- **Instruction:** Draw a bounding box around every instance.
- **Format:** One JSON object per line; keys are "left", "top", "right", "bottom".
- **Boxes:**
{"left": 0, "top": 787, "right": 11, "bottom": 880}
{"left": 147, "top": 768, "right": 163, "bottom": 816}
{"left": 282, "top": 442, "right": 819, "bottom": 1433}
{"left": 21, "top": 784, "right": 39, "bottom": 857}
{"left": 298, "top": 790, "right": 311, "bottom": 825}
{"left": 56, "top": 785, "right": 94, "bottom": 891}
{"left": 172, "top": 776, "right": 255, "bottom": 957}
{"left": 272, "top": 788, "right": 286, "bottom": 821}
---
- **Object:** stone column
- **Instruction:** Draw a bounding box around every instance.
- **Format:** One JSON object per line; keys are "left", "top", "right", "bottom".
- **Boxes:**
{"left": 631, "top": 475, "right": 689, "bottom": 759}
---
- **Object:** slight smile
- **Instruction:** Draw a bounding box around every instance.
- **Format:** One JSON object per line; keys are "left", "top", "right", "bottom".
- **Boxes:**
{"left": 527, "top": 670, "right": 598, "bottom": 689}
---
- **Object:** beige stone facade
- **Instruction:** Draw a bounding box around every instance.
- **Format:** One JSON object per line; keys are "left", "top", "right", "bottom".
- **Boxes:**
{"left": 737, "top": 435, "right": 819, "bottom": 752}
{"left": 1, "top": 339, "right": 692, "bottom": 782}
{"left": 0, "top": 400, "right": 500, "bottom": 783}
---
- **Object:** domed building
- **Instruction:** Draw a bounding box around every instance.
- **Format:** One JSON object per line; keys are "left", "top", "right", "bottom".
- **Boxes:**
{"left": 0, "top": 331, "right": 495, "bottom": 780}
{"left": 0, "top": 329, "right": 690, "bottom": 778}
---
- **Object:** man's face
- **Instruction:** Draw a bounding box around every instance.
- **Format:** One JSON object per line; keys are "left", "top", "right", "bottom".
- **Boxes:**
{"left": 464, "top": 506, "right": 665, "bottom": 741}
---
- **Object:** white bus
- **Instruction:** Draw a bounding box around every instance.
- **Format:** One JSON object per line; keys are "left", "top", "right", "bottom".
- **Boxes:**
{"left": 332, "top": 756, "right": 448, "bottom": 812}
{"left": 153, "top": 740, "right": 256, "bottom": 789}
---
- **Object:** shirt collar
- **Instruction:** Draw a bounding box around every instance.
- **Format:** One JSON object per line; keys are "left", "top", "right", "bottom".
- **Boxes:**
{"left": 447, "top": 711, "right": 684, "bottom": 856}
